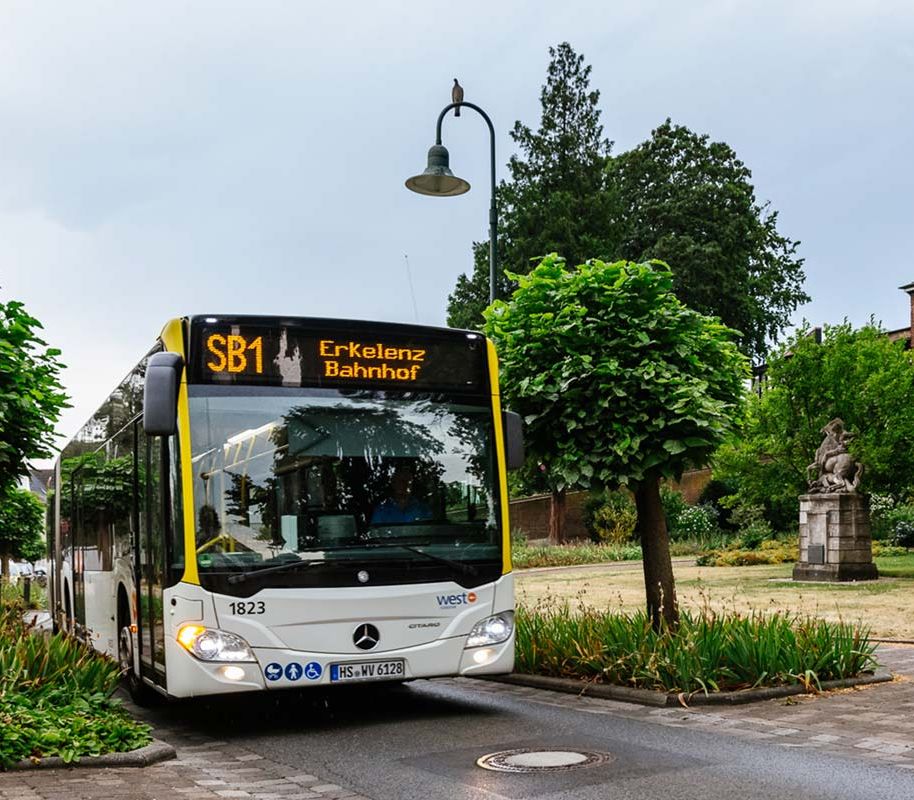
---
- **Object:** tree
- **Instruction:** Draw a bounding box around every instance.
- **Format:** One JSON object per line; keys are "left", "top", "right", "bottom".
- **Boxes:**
{"left": 485, "top": 256, "right": 748, "bottom": 627}
{"left": 446, "top": 47, "right": 807, "bottom": 364}
{"left": 0, "top": 486, "right": 45, "bottom": 578}
{"left": 714, "top": 322, "right": 914, "bottom": 529}
{"left": 447, "top": 42, "right": 614, "bottom": 330}
{"left": 0, "top": 299, "right": 68, "bottom": 494}
{"left": 606, "top": 120, "right": 808, "bottom": 362}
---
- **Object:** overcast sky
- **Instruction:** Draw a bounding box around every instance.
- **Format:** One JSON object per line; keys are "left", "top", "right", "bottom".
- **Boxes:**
{"left": 3, "top": 0, "right": 913, "bottom": 457}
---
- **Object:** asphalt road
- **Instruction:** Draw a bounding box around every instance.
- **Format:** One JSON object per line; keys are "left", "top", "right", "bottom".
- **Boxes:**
{"left": 140, "top": 678, "right": 914, "bottom": 800}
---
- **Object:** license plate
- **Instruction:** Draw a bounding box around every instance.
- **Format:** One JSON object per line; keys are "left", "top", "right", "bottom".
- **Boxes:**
{"left": 329, "top": 659, "right": 405, "bottom": 683}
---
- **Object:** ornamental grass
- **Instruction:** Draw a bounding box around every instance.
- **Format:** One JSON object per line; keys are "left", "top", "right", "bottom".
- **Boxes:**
{"left": 515, "top": 600, "right": 877, "bottom": 694}
{"left": 0, "top": 603, "right": 151, "bottom": 769}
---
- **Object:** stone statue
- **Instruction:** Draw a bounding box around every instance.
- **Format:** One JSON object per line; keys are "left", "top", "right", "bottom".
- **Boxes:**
{"left": 807, "top": 418, "right": 863, "bottom": 494}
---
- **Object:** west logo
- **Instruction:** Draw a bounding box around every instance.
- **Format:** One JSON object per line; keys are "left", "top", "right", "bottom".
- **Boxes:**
{"left": 436, "top": 591, "right": 477, "bottom": 608}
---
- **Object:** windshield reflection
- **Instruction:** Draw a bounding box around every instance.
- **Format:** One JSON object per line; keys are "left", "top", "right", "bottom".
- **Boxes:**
{"left": 188, "top": 390, "right": 501, "bottom": 576}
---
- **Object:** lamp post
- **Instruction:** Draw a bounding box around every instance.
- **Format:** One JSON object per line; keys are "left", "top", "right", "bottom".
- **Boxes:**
{"left": 406, "top": 101, "right": 498, "bottom": 304}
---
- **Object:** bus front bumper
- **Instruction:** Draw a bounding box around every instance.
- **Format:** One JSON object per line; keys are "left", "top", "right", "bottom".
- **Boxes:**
{"left": 164, "top": 632, "right": 514, "bottom": 697}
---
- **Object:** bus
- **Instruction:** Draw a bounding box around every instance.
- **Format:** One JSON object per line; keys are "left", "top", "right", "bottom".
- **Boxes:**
{"left": 48, "top": 315, "right": 522, "bottom": 702}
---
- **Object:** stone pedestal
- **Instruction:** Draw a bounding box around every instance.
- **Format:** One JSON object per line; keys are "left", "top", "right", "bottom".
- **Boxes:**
{"left": 793, "top": 493, "right": 878, "bottom": 582}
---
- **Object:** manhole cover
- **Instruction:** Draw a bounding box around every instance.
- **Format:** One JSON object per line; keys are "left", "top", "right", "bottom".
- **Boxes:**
{"left": 476, "top": 748, "right": 613, "bottom": 773}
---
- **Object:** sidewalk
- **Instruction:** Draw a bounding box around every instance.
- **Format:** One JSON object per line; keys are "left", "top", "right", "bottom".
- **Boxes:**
{"left": 2, "top": 646, "right": 913, "bottom": 798}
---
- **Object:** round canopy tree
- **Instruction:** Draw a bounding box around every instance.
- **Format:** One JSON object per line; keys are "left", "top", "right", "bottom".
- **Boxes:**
{"left": 485, "top": 256, "right": 748, "bottom": 627}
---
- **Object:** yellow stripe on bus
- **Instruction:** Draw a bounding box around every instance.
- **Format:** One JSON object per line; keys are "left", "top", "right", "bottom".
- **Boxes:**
{"left": 160, "top": 317, "right": 201, "bottom": 586}
{"left": 487, "top": 338, "right": 512, "bottom": 575}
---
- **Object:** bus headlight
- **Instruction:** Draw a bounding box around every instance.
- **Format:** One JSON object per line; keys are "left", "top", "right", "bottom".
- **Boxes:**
{"left": 177, "top": 625, "right": 255, "bottom": 662}
{"left": 465, "top": 612, "right": 514, "bottom": 648}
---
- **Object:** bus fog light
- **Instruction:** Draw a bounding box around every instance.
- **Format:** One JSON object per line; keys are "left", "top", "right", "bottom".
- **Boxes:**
{"left": 221, "top": 665, "right": 246, "bottom": 681}
{"left": 472, "top": 648, "right": 496, "bottom": 665}
{"left": 177, "top": 624, "right": 255, "bottom": 662}
{"left": 466, "top": 612, "right": 514, "bottom": 649}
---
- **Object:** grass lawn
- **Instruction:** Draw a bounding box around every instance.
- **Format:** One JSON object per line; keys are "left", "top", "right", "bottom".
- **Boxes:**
{"left": 516, "top": 554, "right": 914, "bottom": 640}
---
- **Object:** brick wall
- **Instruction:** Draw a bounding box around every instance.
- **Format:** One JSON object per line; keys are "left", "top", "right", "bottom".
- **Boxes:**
{"left": 508, "top": 467, "right": 714, "bottom": 541}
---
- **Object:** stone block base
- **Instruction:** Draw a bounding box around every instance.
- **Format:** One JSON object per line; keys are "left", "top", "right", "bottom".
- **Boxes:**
{"left": 795, "top": 493, "right": 878, "bottom": 582}
{"left": 792, "top": 562, "right": 879, "bottom": 582}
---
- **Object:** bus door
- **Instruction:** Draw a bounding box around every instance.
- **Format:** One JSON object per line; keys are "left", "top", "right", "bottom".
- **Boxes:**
{"left": 137, "top": 426, "right": 167, "bottom": 685}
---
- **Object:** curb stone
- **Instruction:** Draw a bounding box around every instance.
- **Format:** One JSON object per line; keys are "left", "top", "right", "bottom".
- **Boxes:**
{"left": 480, "top": 670, "right": 894, "bottom": 707}
{"left": 9, "top": 738, "right": 175, "bottom": 771}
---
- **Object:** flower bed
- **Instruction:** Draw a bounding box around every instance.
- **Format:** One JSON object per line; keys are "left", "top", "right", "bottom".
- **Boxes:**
{"left": 515, "top": 601, "right": 877, "bottom": 694}
{"left": 0, "top": 604, "right": 151, "bottom": 769}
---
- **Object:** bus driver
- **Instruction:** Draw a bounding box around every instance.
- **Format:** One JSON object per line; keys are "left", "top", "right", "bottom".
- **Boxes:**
{"left": 371, "top": 463, "right": 433, "bottom": 525}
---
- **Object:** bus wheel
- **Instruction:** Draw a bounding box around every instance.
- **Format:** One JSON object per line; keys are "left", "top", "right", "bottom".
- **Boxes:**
{"left": 118, "top": 626, "right": 160, "bottom": 707}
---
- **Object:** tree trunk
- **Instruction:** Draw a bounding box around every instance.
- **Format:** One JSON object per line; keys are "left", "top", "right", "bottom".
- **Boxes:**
{"left": 548, "top": 487, "right": 566, "bottom": 545}
{"left": 634, "top": 476, "right": 679, "bottom": 630}
{"left": 0, "top": 551, "right": 9, "bottom": 579}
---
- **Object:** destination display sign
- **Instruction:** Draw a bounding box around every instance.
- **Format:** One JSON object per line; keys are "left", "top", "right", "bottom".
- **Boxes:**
{"left": 189, "top": 322, "right": 487, "bottom": 392}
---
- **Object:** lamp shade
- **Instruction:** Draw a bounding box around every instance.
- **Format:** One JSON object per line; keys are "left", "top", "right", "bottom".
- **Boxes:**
{"left": 405, "top": 144, "right": 470, "bottom": 197}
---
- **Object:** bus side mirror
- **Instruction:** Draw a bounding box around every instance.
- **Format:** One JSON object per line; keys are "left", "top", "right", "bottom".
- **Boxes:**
{"left": 144, "top": 352, "right": 184, "bottom": 436}
{"left": 503, "top": 410, "right": 525, "bottom": 471}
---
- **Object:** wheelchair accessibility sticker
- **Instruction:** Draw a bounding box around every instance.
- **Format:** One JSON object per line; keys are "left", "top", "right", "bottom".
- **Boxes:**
{"left": 263, "top": 661, "right": 323, "bottom": 682}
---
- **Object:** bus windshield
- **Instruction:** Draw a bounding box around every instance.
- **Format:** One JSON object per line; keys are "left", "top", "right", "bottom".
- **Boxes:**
{"left": 188, "top": 388, "right": 502, "bottom": 586}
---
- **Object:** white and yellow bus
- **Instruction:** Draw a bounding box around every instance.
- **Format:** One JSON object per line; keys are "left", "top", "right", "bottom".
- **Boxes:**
{"left": 48, "top": 316, "right": 522, "bottom": 703}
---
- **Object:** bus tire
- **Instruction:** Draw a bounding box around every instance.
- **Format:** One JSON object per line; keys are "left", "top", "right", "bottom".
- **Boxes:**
{"left": 117, "top": 595, "right": 161, "bottom": 707}
{"left": 118, "top": 625, "right": 161, "bottom": 706}
{"left": 63, "top": 582, "right": 72, "bottom": 634}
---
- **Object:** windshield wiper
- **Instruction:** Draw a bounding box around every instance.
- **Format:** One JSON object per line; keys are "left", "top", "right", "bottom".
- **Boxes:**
{"left": 226, "top": 558, "right": 322, "bottom": 584}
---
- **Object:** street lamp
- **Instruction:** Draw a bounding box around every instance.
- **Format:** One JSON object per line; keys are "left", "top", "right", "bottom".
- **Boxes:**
{"left": 406, "top": 101, "right": 499, "bottom": 304}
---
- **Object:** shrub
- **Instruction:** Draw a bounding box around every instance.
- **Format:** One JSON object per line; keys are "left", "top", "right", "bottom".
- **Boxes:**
{"left": 670, "top": 504, "right": 719, "bottom": 542}
{"left": 696, "top": 539, "right": 797, "bottom": 567}
{"left": 512, "top": 542, "right": 642, "bottom": 569}
{"left": 515, "top": 601, "right": 877, "bottom": 693}
{"left": 697, "top": 478, "right": 738, "bottom": 531}
{"left": 660, "top": 487, "right": 687, "bottom": 534}
{"left": 582, "top": 490, "right": 637, "bottom": 544}
{"left": 0, "top": 603, "right": 151, "bottom": 768}
{"left": 872, "top": 543, "right": 908, "bottom": 557}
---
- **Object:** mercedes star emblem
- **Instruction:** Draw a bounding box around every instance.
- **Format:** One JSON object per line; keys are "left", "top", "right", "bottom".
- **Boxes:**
{"left": 353, "top": 623, "right": 380, "bottom": 650}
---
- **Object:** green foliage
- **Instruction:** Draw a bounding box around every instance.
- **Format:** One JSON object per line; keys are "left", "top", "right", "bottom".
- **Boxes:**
{"left": 582, "top": 490, "right": 637, "bottom": 543}
{"left": 696, "top": 539, "right": 797, "bottom": 567}
{"left": 0, "top": 486, "right": 45, "bottom": 568}
{"left": 659, "top": 487, "right": 687, "bottom": 533}
{"left": 448, "top": 42, "right": 614, "bottom": 329}
{"left": 512, "top": 541, "right": 641, "bottom": 569}
{"left": 0, "top": 604, "right": 151, "bottom": 768}
{"left": 606, "top": 120, "right": 807, "bottom": 361}
{"left": 485, "top": 256, "right": 749, "bottom": 492}
{"left": 670, "top": 504, "right": 720, "bottom": 543}
{"left": 872, "top": 501, "right": 914, "bottom": 546}
{"left": 0, "top": 299, "right": 68, "bottom": 494}
{"left": 0, "top": 580, "right": 47, "bottom": 611}
{"left": 447, "top": 47, "right": 806, "bottom": 362}
{"left": 714, "top": 322, "right": 914, "bottom": 524}
{"left": 515, "top": 602, "right": 876, "bottom": 692}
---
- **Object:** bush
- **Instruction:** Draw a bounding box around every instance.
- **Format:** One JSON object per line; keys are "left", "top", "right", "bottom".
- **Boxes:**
{"left": 513, "top": 542, "right": 642, "bottom": 569}
{"left": 0, "top": 603, "right": 151, "bottom": 768}
{"left": 697, "top": 478, "right": 738, "bottom": 531}
{"left": 871, "top": 502, "right": 914, "bottom": 547}
{"left": 660, "top": 487, "right": 687, "bottom": 534}
{"left": 582, "top": 490, "right": 637, "bottom": 544}
{"left": 697, "top": 539, "right": 797, "bottom": 567}
{"left": 670, "top": 504, "right": 719, "bottom": 542}
{"left": 515, "top": 601, "right": 877, "bottom": 693}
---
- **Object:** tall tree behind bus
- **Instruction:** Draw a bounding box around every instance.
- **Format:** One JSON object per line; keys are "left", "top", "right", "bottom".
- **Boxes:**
{"left": 446, "top": 44, "right": 807, "bottom": 364}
